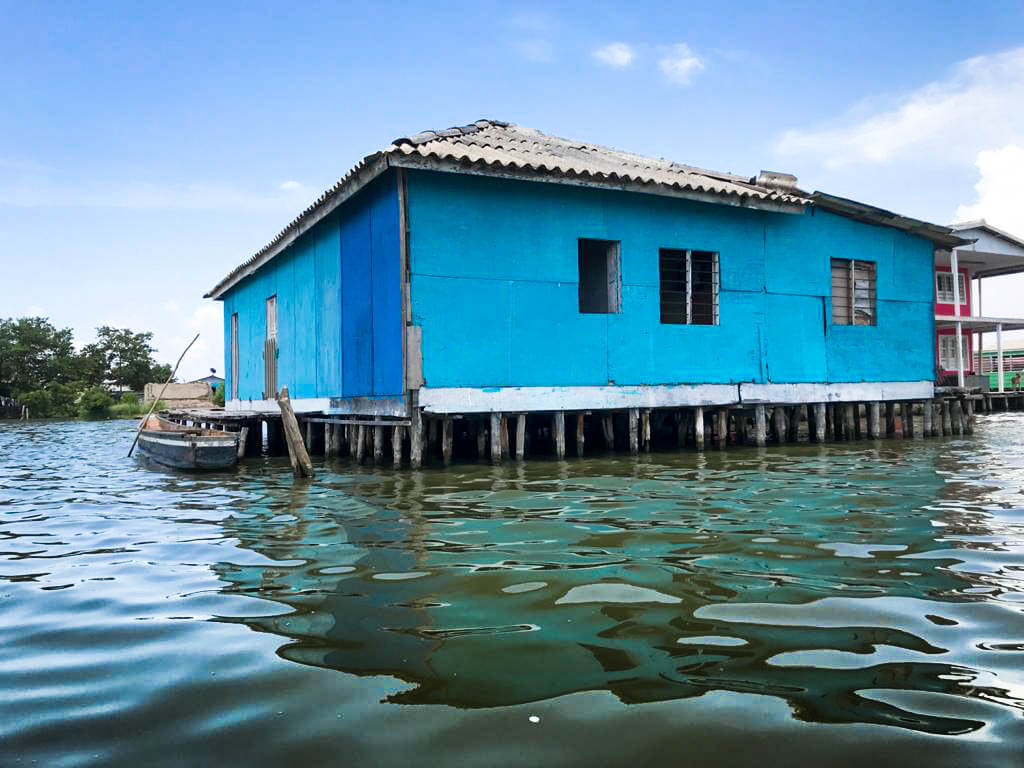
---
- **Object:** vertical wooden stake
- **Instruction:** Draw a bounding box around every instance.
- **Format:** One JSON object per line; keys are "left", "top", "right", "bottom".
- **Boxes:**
{"left": 442, "top": 417, "right": 453, "bottom": 465}
{"left": 641, "top": 409, "right": 652, "bottom": 451}
{"left": 772, "top": 406, "right": 786, "bottom": 444}
{"left": 392, "top": 425, "right": 403, "bottom": 467}
{"left": 885, "top": 402, "right": 896, "bottom": 437}
{"left": 868, "top": 402, "right": 881, "bottom": 439}
{"left": 941, "top": 400, "right": 952, "bottom": 436}
{"left": 922, "top": 400, "right": 933, "bottom": 438}
{"left": 516, "top": 414, "right": 527, "bottom": 460}
{"left": 754, "top": 404, "right": 766, "bottom": 447}
{"left": 355, "top": 425, "right": 366, "bottom": 463}
{"left": 694, "top": 406, "right": 705, "bottom": 451}
{"left": 965, "top": 398, "right": 975, "bottom": 434}
{"left": 787, "top": 406, "right": 800, "bottom": 442}
{"left": 814, "top": 403, "right": 826, "bottom": 443}
{"left": 676, "top": 411, "right": 687, "bottom": 449}
{"left": 410, "top": 409, "right": 424, "bottom": 468}
{"left": 843, "top": 404, "right": 855, "bottom": 440}
{"left": 904, "top": 402, "right": 916, "bottom": 439}
{"left": 950, "top": 400, "right": 964, "bottom": 436}
{"left": 372, "top": 425, "right": 384, "bottom": 463}
{"left": 324, "top": 423, "right": 335, "bottom": 457}
{"left": 628, "top": 408, "right": 640, "bottom": 455}
{"left": 476, "top": 419, "right": 487, "bottom": 458}
{"left": 602, "top": 414, "right": 615, "bottom": 448}
{"left": 716, "top": 408, "right": 728, "bottom": 449}
{"left": 490, "top": 412, "right": 503, "bottom": 462}
{"left": 500, "top": 415, "right": 509, "bottom": 457}
{"left": 237, "top": 426, "right": 249, "bottom": 460}
{"left": 576, "top": 413, "right": 585, "bottom": 456}
{"left": 553, "top": 411, "right": 566, "bottom": 459}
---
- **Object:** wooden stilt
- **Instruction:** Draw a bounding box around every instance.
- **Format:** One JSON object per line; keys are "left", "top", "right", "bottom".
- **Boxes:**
{"left": 354, "top": 425, "right": 365, "bottom": 463}
{"left": 276, "top": 387, "right": 314, "bottom": 478}
{"left": 694, "top": 406, "right": 705, "bottom": 451}
{"left": 842, "top": 404, "right": 854, "bottom": 440}
{"left": 373, "top": 425, "right": 384, "bottom": 463}
{"left": 576, "top": 413, "right": 585, "bottom": 457}
{"left": 490, "top": 412, "right": 503, "bottom": 462}
{"left": 628, "top": 409, "right": 639, "bottom": 455}
{"left": 965, "top": 398, "right": 975, "bottom": 434}
{"left": 476, "top": 419, "right": 487, "bottom": 458}
{"left": 553, "top": 411, "right": 566, "bottom": 458}
{"left": 868, "top": 402, "right": 881, "bottom": 439}
{"left": 921, "top": 400, "right": 932, "bottom": 438}
{"left": 814, "top": 403, "right": 826, "bottom": 443}
{"left": 516, "top": 414, "right": 527, "bottom": 460}
{"left": 904, "top": 402, "right": 915, "bottom": 439}
{"left": 754, "top": 404, "right": 766, "bottom": 447}
{"left": 602, "top": 414, "right": 615, "bottom": 449}
{"left": 499, "top": 415, "right": 509, "bottom": 457}
{"left": 825, "top": 404, "right": 834, "bottom": 441}
{"left": 787, "top": 406, "right": 800, "bottom": 442}
{"left": 950, "top": 400, "right": 964, "bottom": 436}
{"left": 941, "top": 400, "right": 952, "bottom": 436}
{"left": 885, "top": 402, "right": 896, "bottom": 437}
{"left": 641, "top": 409, "right": 652, "bottom": 451}
{"left": 410, "top": 409, "right": 423, "bottom": 468}
{"left": 441, "top": 417, "right": 453, "bottom": 465}
{"left": 676, "top": 411, "right": 687, "bottom": 448}
{"left": 324, "top": 423, "right": 336, "bottom": 457}
{"left": 772, "top": 406, "right": 785, "bottom": 444}
{"left": 716, "top": 408, "right": 728, "bottom": 449}
{"left": 853, "top": 404, "right": 862, "bottom": 440}
{"left": 392, "top": 425, "right": 403, "bottom": 467}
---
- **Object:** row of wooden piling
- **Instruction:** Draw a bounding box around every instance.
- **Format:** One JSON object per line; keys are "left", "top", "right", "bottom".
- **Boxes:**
{"left": 167, "top": 391, "right": 1016, "bottom": 469}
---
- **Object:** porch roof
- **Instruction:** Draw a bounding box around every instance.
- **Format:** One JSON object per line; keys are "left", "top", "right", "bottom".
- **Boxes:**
{"left": 935, "top": 315, "right": 1024, "bottom": 333}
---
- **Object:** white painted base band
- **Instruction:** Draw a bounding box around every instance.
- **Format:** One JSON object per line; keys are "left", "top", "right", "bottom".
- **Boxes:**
{"left": 227, "top": 397, "right": 329, "bottom": 414}
{"left": 739, "top": 381, "right": 934, "bottom": 404}
{"left": 226, "top": 396, "right": 408, "bottom": 416}
{"left": 418, "top": 384, "right": 739, "bottom": 414}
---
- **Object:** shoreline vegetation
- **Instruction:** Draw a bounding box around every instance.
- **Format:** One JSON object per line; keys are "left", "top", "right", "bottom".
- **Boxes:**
{"left": 1, "top": 316, "right": 177, "bottom": 420}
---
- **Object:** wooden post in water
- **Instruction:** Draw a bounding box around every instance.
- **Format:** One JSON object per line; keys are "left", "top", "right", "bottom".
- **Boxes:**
{"left": 441, "top": 417, "right": 453, "bottom": 465}
{"left": 410, "top": 409, "right": 423, "bottom": 468}
{"left": 276, "top": 387, "right": 314, "bottom": 478}
{"left": 950, "top": 400, "right": 964, "bottom": 436}
{"left": 576, "top": 413, "right": 585, "bottom": 456}
{"left": 841, "top": 404, "right": 854, "bottom": 440}
{"left": 476, "top": 419, "right": 487, "bottom": 458}
{"left": 641, "top": 409, "right": 652, "bottom": 452}
{"left": 490, "top": 412, "right": 503, "bottom": 462}
{"left": 516, "top": 414, "right": 527, "bottom": 460}
{"left": 628, "top": 409, "right": 640, "bottom": 455}
{"left": 941, "top": 400, "right": 952, "bottom": 436}
{"left": 354, "top": 425, "right": 366, "bottom": 463}
{"left": 885, "top": 402, "right": 896, "bottom": 437}
{"left": 787, "top": 407, "right": 800, "bottom": 442}
{"left": 922, "top": 400, "right": 933, "bottom": 438}
{"left": 772, "top": 406, "right": 785, "bottom": 444}
{"left": 500, "top": 415, "right": 510, "bottom": 458}
{"left": 236, "top": 426, "right": 249, "bottom": 460}
{"left": 754, "top": 405, "right": 766, "bottom": 447}
{"left": 373, "top": 425, "right": 385, "bottom": 463}
{"left": 694, "top": 406, "right": 705, "bottom": 451}
{"left": 676, "top": 412, "right": 688, "bottom": 448}
{"left": 813, "top": 403, "right": 826, "bottom": 443}
{"left": 602, "top": 414, "right": 615, "bottom": 449}
{"left": 904, "top": 402, "right": 915, "bottom": 439}
{"left": 965, "top": 398, "right": 975, "bottom": 434}
{"left": 392, "top": 425, "right": 403, "bottom": 467}
{"left": 868, "top": 402, "right": 881, "bottom": 439}
{"left": 553, "top": 411, "right": 566, "bottom": 458}
{"left": 716, "top": 408, "right": 728, "bottom": 449}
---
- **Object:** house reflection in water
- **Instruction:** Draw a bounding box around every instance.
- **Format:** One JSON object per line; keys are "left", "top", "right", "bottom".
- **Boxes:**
{"left": 211, "top": 447, "right": 1021, "bottom": 735}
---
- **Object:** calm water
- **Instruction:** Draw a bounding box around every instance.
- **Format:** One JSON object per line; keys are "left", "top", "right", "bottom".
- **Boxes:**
{"left": 2, "top": 418, "right": 1024, "bottom": 767}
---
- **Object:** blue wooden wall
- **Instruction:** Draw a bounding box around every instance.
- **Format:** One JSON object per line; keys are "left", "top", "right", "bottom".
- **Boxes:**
{"left": 221, "top": 172, "right": 403, "bottom": 402}
{"left": 407, "top": 170, "right": 936, "bottom": 388}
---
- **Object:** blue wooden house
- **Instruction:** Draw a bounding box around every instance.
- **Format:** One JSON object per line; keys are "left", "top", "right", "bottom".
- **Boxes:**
{"left": 205, "top": 120, "right": 966, "bottom": 464}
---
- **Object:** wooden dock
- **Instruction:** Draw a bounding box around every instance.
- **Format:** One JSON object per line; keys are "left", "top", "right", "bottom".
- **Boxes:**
{"left": 160, "top": 388, "right": 1020, "bottom": 469}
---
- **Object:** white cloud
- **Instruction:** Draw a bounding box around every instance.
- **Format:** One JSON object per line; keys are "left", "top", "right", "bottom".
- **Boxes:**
{"left": 279, "top": 180, "right": 303, "bottom": 191}
{"left": 658, "top": 44, "right": 704, "bottom": 86}
{"left": 593, "top": 42, "right": 635, "bottom": 69}
{"left": 776, "top": 47, "right": 1024, "bottom": 169}
{"left": 955, "top": 145, "right": 1024, "bottom": 235}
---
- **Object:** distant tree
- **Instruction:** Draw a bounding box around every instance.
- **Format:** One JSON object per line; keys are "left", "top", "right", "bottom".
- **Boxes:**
{"left": 149, "top": 362, "right": 173, "bottom": 384}
{"left": 92, "top": 326, "right": 171, "bottom": 391}
{"left": 0, "top": 317, "right": 77, "bottom": 394}
{"left": 78, "top": 386, "right": 113, "bottom": 419}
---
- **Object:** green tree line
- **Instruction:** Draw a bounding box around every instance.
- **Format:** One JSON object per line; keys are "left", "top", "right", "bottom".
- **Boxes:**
{"left": 0, "top": 317, "right": 173, "bottom": 418}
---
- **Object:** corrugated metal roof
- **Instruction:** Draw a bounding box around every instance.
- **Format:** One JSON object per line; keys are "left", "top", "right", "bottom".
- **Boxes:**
{"left": 205, "top": 119, "right": 960, "bottom": 298}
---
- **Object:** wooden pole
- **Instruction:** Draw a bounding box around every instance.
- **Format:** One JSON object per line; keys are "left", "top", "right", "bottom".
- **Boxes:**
{"left": 516, "top": 414, "right": 527, "bottom": 460}
{"left": 716, "top": 408, "right": 728, "bottom": 449}
{"left": 628, "top": 408, "right": 639, "bottom": 455}
{"left": 868, "top": 402, "right": 881, "bottom": 439}
{"left": 276, "top": 386, "right": 315, "bottom": 478}
{"left": 553, "top": 411, "right": 566, "bottom": 458}
{"left": 694, "top": 406, "right": 705, "bottom": 451}
{"left": 813, "top": 403, "right": 826, "bottom": 443}
{"left": 128, "top": 332, "right": 200, "bottom": 457}
{"left": 410, "top": 409, "right": 424, "bottom": 468}
{"left": 490, "top": 412, "right": 503, "bottom": 462}
{"left": 772, "top": 406, "right": 785, "bottom": 444}
{"left": 641, "top": 409, "right": 652, "bottom": 451}
{"left": 576, "top": 413, "right": 585, "bottom": 456}
{"left": 602, "top": 414, "right": 615, "bottom": 448}
{"left": 236, "top": 426, "right": 249, "bottom": 460}
{"left": 885, "top": 402, "right": 896, "bottom": 437}
{"left": 374, "top": 425, "right": 385, "bottom": 463}
{"left": 753, "top": 404, "right": 766, "bottom": 447}
{"left": 392, "top": 425, "right": 403, "bottom": 467}
{"left": 442, "top": 417, "right": 453, "bottom": 465}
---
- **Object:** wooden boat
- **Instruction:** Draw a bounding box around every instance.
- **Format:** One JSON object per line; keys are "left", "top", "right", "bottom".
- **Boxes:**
{"left": 136, "top": 415, "right": 240, "bottom": 470}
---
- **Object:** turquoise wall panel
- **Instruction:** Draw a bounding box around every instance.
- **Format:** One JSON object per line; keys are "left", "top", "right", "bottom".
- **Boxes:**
{"left": 221, "top": 171, "right": 402, "bottom": 402}
{"left": 407, "top": 170, "right": 937, "bottom": 388}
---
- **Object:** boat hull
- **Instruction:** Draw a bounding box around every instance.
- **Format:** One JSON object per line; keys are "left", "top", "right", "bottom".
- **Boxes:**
{"left": 137, "top": 431, "right": 239, "bottom": 470}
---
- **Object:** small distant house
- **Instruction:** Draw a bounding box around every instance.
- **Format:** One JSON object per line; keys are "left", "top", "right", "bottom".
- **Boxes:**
{"left": 206, "top": 119, "right": 968, "bottom": 430}
{"left": 191, "top": 374, "right": 225, "bottom": 391}
{"left": 936, "top": 220, "right": 1024, "bottom": 388}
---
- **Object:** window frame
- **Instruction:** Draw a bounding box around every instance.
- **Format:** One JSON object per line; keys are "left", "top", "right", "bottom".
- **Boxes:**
{"left": 830, "top": 258, "right": 877, "bottom": 326}
{"left": 938, "top": 334, "right": 969, "bottom": 371}
{"left": 935, "top": 271, "right": 967, "bottom": 305}
{"left": 577, "top": 238, "right": 622, "bottom": 314}
{"left": 266, "top": 295, "right": 278, "bottom": 340}
{"left": 230, "top": 312, "right": 239, "bottom": 400}
{"left": 658, "top": 248, "right": 720, "bottom": 325}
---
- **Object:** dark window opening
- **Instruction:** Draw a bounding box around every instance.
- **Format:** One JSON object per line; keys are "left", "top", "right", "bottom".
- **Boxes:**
{"left": 578, "top": 239, "right": 621, "bottom": 313}
{"left": 659, "top": 248, "right": 719, "bottom": 325}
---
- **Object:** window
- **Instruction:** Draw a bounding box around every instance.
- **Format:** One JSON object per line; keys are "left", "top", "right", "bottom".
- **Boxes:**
{"left": 578, "top": 239, "right": 621, "bottom": 313}
{"left": 936, "top": 271, "right": 967, "bottom": 305}
{"left": 230, "top": 313, "right": 239, "bottom": 400}
{"left": 266, "top": 295, "right": 278, "bottom": 339}
{"left": 659, "top": 249, "right": 720, "bottom": 325}
{"left": 831, "top": 258, "right": 876, "bottom": 325}
{"left": 939, "top": 335, "right": 969, "bottom": 370}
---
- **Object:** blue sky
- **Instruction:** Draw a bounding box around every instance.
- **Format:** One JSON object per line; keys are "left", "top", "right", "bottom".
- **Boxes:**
{"left": 3, "top": 0, "right": 1024, "bottom": 379}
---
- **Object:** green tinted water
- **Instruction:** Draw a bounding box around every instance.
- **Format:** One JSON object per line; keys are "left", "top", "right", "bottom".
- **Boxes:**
{"left": 2, "top": 417, "right": 1023, "bottom": 766}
